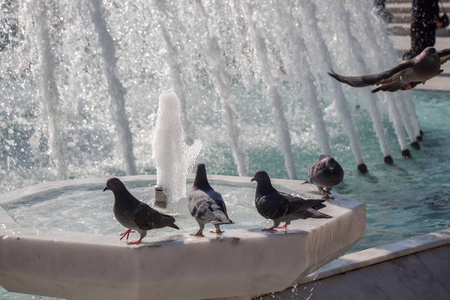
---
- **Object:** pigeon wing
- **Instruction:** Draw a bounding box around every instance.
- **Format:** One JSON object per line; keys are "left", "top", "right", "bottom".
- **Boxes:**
{"left": 207, "top": 190, "right": 228, "bottom": 213}
{"left": 438, "top": 48, "right": 450, "bottom": 64}
{"left": 328, "top": 60, "right": 414, "bottom": 87}
{"left": 280, "top": 192, "right": 326, "bottom": 213}
{"left": 134, "top": 202, "right": 158, "bottom": 230}
{"left": 256, "top": 193, "right": 289, "bottom": 220}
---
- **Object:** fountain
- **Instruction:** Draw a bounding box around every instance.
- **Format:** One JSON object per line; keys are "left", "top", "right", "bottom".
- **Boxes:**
{"left": 0, "top": 0, "right": 440, "bottom": 298}
{"left": 0, "top": 0, "right": 424, "bottom": 193}
{"left": 0, "top": 175, "right": 365, "bottom": 299}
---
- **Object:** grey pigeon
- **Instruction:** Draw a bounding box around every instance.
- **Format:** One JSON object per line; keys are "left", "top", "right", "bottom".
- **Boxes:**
{"left": 103, "top": 177, "right": 179, "bottom": 245}
{"left": 251, "top": 171, "right": 331, "bottom": 231}
{"left": 328, "top": 47, "right": 450, "bottom": 93}
{"left": 188, "top": 163, "right": 233, "bottom": 237}
{"left": 307, "top": 155, "right": 344, "bottom": 199}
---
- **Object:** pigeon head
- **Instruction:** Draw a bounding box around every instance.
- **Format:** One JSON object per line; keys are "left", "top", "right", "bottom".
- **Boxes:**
{"left": 193, "top": 163, "right": 213, "bottom": 191}
{"left": 251, "top": 171, "right": 278, "bottom": 200}
{"left": 251, "top": 171, "right": 271, "bottom": 184}
{"left": 103, "top": 177, "right": 126, "bottom": 192}
{"left": 416, "top": 47, "right": 438, "bottom": 63}
{"left": 424, "top": 47, "right": 436, "bottom": 55}
{"left": 321, "top": 157, "right": 337, "bottom": 173}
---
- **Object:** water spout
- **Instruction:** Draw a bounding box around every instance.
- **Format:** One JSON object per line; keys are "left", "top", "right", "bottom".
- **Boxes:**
{"left": 153, "top": 1, "right": 196, "bottom": 146}
{"left": 152, "top": 91, "right": 202, "bottom": 203}
{"left": 0, "top": 0, "right": 427, "bottom": 191}
{"left": 301, "top": 1, "right": 366, "bottom": 170}
{"left": 343, "top": 0, "right": 421, "bottom": 155}
{"left": 243, "top": 2, "right": 297, "bottom": 179}
{"left": 90, "top": 0, "right": 137, "bottom": 175}
{"left": 384, "top": 94, "right": 410, "bottom": 156}
{"left": 34, "top": 1, "right": 68, "bottom": 180}
{"left": 273, "top": 0, "right": 332, "bottom": 156}
{"left": 194, "top": 0, "right": 249, "bottom": 177}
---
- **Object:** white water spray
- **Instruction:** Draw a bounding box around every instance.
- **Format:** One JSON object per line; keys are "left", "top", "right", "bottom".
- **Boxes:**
{"left": 152, "top": 91, "right": 202, "bottom": 202}
{"left": 273, "top": 0, "right": 332, "bottom": 156}
{"left": 193, "top": 0, "right": 249, "bottom": 177}
{"left": 90, "top": 0, "right": 137, "bottom": 175}
{"left": 243, "top": 2, "right": 297, "bottom": 179}
{"left": 344, "top": 0, "right": 420, "bottom": 152}
{"left": 300, "top": 1, "right": 365, "bottom": 167}
{"left": 153, "top": 1, "right": 196, "bottom": 146}
{"left": 0, "top": 0, "right": 430, "bottom": 194}
{"left": 340, "top": 0, "right": 392, "bottom": 160}
{"left": 34, "top": 1, "right": 68, "bottom": 180}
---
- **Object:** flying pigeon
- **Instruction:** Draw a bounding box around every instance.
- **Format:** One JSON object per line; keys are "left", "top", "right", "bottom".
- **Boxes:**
{"left": 103, "top": 177, "right": 179, "bottom": 245}
{"left": 188, "top": 163, "right": 233, "bottom": 237}
{"left": 307, "top": 155, "right": 344, "bottom": 199}
{"left": 328, "top": 47, "right": 450, "bottom": 93}
{"left": 251, "top": 171, "right": 331, "bottom": 231}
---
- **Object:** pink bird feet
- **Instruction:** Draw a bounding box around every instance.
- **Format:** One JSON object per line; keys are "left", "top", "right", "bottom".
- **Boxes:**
{"left": 210, "top": 230, "right": 225, "bottom": 235}
{"left": 127, "top": 238, "right": 143, "bottom": 245}
{"left": 276, "top": 223, "right": 289, "bottom": 231}
{"left": 322, "top": 189, "right": 333, "bottom": 200}
{"left": 120, "top": 229, "right": 135, "bottom": 241}
{"left": 261, "top": 227, "right": 277, "bottom": 232}
{"left": 120, "top": 229, "right": 143, "bottom": 245}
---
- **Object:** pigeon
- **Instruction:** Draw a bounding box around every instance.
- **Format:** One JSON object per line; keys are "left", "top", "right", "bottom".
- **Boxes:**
{"left": 188, "top": 163, "right": 233, "bottom": 237}
{"left": 307, "top": 155, "right": 344, "bottom": 199}
{"left": 251, "top": 171, "right": 331, "bottom": 231}
{"left": 103, "top": 177, "right": 179, "bottom": 245}
{"left": 328, "top": 47, "right": 450, "bottom": 93}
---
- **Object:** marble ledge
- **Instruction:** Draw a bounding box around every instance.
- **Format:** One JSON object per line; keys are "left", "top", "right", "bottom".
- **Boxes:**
{"left": 0, "top": 175, "right": 365, "bottom": 300}
{"left": 296, "top": 228, "right": 450, "bottom": 285}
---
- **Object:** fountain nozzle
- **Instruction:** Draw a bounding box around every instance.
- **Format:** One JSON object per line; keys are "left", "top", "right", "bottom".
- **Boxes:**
{"left": 154, "top": 186, "right": 168, "bottom": 208}
{"left": 383, "top": 156, "right": 394, "bottom": 165}
{"left": 357, "top": 163, "right": 368, "bottom": 173}
{"left": 401, "top": 149, "right": 411, "bottom": 158}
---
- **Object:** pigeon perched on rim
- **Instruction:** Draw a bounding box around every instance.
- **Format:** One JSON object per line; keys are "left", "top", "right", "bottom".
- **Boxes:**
{"left": 307, "top": 155, "right": 344, "bottom": 199}
{"left": 328, "top": 47, "right": 450, "bottom": 93}
{"left": 251, "top": 171, "right": 331, "bottom": 232}
{"left": 103, "top": 177, "right": 179, "bottom": 245}
{"left": 188, "top": 163, "right": 233, "bottom": 237}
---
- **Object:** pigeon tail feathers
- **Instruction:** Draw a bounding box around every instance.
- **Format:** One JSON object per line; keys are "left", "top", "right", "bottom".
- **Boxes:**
{"left": 161, "top": 214, "right": 180, "bottom": 230}
{"left": 303, "top": 208, "right": 332, "bottom": 219}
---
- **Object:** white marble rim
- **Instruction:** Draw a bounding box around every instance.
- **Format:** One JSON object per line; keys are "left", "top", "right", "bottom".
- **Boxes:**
{"left": 295, "top": 228, "right": 450, "bottom": 285}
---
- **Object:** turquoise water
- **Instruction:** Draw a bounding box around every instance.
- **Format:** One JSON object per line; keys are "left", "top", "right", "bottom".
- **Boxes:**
{"left": 341, "top": 90, "right": 450, "bottom": 251}
{"left": 1, "top": 90, "right": 449, "bottom": 299}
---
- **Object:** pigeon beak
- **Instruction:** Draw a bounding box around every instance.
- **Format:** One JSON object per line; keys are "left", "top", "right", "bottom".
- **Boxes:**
{"left": 251, "top": 177, "right": 255, "bottom": 182}
{"left": 103, "top": 186, "right": 109, "bottom": 192}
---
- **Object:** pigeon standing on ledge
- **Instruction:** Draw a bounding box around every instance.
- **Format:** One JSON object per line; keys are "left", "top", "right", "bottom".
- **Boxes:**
{"left": 103, "top": 177, "right": 179, "bottom": 245}
{"left": 188, "top": 163, "right": 233, "bottom": 237}
{"left": 328, "top": 47, "right": 450, "bottom": 93}
{"left": 251, "top": 171, "right": 331, "bottom": 232}
{"left": 307, "top": 155, "right": 344, "bottom": 199}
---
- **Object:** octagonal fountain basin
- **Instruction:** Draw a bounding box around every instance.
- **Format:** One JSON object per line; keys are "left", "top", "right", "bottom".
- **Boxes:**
{"left": 0, "top": 175, "right": 365, "bottom": 300}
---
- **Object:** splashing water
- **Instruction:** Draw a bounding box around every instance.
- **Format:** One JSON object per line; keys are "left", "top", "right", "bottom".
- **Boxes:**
{"left": 0, "top": 0, "right": 423, "bottom": 192}
{"left": 152, "top": 91, "right": 202, "bottom": 202}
